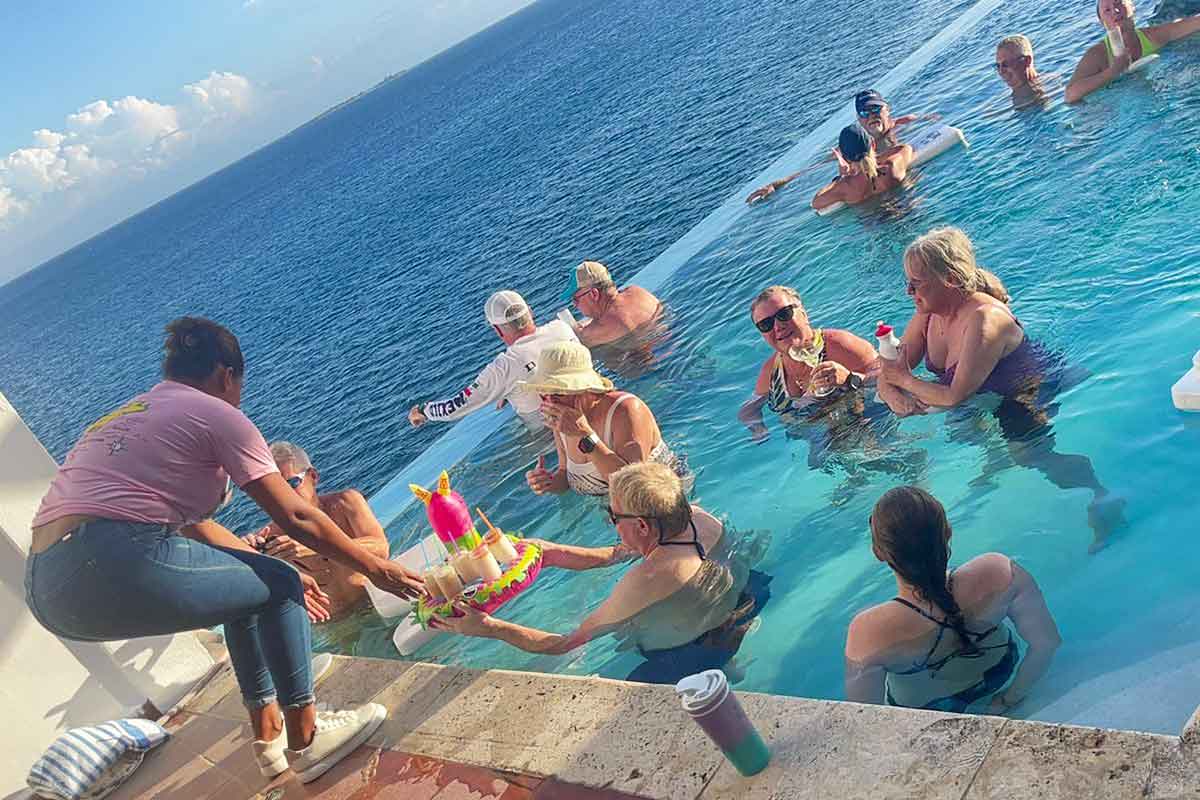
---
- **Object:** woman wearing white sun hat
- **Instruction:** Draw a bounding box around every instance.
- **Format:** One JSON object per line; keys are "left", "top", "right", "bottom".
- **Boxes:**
{"left": 521, "top": 340, "right": 690, "bottom": 497}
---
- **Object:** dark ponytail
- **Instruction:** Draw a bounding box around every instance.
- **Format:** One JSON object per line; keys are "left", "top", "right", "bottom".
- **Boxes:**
{"left": 870, "top": 486, "right": 979, "bottom": 655}
{"left": 162, "top": 317, "right": 244, "bottom": 382}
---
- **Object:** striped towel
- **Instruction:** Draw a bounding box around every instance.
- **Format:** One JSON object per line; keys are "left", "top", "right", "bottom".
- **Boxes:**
{"left": 27, "top": 719, "right": 169, "bottom": 800}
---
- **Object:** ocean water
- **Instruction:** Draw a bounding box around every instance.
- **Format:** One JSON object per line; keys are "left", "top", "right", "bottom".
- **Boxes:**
{"left": 3, "top": 0, "right": 1200, "bottom": 734}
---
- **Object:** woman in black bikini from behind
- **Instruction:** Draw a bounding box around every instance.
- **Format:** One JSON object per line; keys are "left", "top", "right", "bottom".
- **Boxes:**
{"left": 844, "top": 486, "right": 1061, "bottom": 714}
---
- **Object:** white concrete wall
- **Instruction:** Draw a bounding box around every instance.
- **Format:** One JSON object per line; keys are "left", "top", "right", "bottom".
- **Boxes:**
{"left": 0, "top": 392, "right": 215, "bottom": 796}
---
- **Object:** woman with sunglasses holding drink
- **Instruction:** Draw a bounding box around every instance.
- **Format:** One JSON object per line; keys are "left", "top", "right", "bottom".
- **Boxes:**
{"left": 522, "top": 340, "right": 690, "bottom": 497}
{"left": 434, "top": 461, "right": 769, "bottom": 685}
{"left": 739, "top": 286, "right": 902, "bottom": 444}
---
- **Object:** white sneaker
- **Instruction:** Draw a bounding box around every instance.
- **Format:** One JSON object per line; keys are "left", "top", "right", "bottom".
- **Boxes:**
{"left": 285, "top": 703, "right": 387, "bottom": 783}
{"left": 252, "top": 733, "right": 288, "bottom": 777}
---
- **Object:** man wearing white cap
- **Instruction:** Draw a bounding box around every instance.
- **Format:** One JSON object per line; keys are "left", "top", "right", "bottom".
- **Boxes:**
{"left": 408, "top": 290, "right": 577, "bottom": 429}
{"left": 565, "top": 261, "right": 662, "bottom": 348}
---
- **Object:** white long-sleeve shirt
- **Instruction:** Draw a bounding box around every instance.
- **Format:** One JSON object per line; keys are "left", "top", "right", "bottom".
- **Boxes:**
{"left": 422, "top": 319, "right": 578, "bottom": 428}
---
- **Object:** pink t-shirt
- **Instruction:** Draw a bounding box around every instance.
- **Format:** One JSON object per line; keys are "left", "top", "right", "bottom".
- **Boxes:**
{"left": 33, "top": 381, "right": 279, "bottom": 528}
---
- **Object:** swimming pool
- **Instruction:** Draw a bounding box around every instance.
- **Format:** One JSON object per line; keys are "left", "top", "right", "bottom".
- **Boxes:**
{"left": 332, "top": 0, "right": 1200, "bottom": 735}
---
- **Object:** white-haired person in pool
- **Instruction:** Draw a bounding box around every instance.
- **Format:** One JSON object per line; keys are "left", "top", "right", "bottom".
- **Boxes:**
{"left": 994, "top": 35, "right": 1059, "bottom": 108}
{"left": 845, "top": 486, "right": 1060, "bottom": 715}
{"left": 877, "top": 226, "right": 1124, "bottom": 551}
{"left": 523, "top": 340, "right": 690, "bottom": 498}
{"left": 433, "top": 461, "right": 771, "bottom": 686}
{"left": 1066, "top": 0, "right": 1200, "bottom": 104}
{"left": 244, "top": 441, "right": 390, "bottom": 621}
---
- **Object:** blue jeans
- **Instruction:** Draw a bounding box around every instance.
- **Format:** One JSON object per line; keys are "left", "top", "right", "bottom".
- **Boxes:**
{"left": 25, "top": 519, "right": 314, "bottom": 710}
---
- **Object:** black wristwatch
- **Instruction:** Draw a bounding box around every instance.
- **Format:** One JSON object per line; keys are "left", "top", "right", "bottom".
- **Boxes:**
{"left": 578, "top": 432, "right": 601, "bottom": 454}
{"left": 844, "top": 371, "right": 864, "bottom": 391}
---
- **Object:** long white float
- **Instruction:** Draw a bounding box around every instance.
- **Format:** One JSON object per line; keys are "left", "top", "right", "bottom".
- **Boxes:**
{"left": 363, "top": 533, "right": 447, "bottom": 656}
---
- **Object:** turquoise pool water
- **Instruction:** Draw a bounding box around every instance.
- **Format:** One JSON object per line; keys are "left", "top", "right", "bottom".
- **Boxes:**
{"left": 336, "top": 1, "right": 1200, "bottom": 734}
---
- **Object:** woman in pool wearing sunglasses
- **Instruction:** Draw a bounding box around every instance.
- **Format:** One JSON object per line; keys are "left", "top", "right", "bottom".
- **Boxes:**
{"left": 523, "top": 340, "right": 690, "bottom": 497}
{"left": 434, "top": 461, "right": 769, "bottom": 685}
{"left": 738, "top": 285, "right": 922, "bottom": 442}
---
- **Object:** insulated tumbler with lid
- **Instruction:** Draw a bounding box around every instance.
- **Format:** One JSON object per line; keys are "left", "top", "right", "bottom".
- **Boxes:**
{"left": 675, "top": 669, "right": 770, "bottom": 776}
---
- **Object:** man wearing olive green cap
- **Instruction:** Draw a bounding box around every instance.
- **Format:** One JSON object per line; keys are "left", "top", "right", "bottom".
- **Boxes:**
{"left": 564, "top": 261, "right": 662, "bottom": 348}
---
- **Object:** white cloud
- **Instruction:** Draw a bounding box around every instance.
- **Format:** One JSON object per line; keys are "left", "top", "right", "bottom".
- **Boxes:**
{"left": 0, "top": 71, "right": 255, "bottom": 235}
{"left": 32, "top": 129, "right": 65, "bottom": 148}
{"left": 66, "top": 100, "right": 114, "bottom": 130}
{"left": 183, "top": 71, "right": 254, "bottom": 120}
{"left": 0, "top": 185, "right": 26, "bottom": 222}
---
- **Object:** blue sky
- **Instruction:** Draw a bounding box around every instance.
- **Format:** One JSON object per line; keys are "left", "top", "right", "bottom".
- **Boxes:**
{"left": 0, "top": 0, "right": 532, "bottom": 281}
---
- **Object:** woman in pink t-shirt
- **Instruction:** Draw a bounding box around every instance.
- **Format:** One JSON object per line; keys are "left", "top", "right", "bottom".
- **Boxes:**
{"left": 25, "top": 317, "right": 420, "bottom": 785}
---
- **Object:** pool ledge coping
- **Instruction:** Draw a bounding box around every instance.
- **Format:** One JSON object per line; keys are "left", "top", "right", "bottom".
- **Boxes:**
{"left": 177, "top": 654, "right": 1199, "bottom": 799}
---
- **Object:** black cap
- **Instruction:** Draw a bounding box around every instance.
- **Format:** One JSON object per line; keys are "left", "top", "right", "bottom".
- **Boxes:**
{"left": 854, "top": 89, "right": 888, "bottom": 115}
{"left": 838, "top": 125, "right": 872, "bottom": 163}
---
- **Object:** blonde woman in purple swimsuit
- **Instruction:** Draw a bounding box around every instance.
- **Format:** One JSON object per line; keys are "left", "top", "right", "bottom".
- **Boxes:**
{"left": 878, "top": 227, "right": 1123, "bottom": 552}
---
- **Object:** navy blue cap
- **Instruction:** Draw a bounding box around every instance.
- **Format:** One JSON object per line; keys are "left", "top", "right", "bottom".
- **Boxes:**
{"left": 854, "top": 89, "right": 888, "bottom": 114}
{"left": 838, "top": 125, "right": 872, "bottom": 163}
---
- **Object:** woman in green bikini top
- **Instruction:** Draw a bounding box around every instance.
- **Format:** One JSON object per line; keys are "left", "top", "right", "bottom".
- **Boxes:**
{"left": 1066, "top": 0, "right": 1200, "bottom": 103}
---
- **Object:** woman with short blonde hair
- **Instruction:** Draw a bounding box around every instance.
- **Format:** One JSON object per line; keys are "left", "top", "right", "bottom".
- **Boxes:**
{"left": 609, "top": 461, "right": 692, "bottom": 537}
{"left": 434, "top": 460, "right": 771, "bottom": 685}
{"left": 879, "top": 227, "right": 1121, "bottom": 551}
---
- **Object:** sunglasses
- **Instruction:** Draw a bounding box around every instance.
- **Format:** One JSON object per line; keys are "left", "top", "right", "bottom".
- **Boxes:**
{"left": 995, "top": 56, "right": 1029, "bottom": 72}
{"left": 605, "top": 506, "right": 644, "bottom": 526}
{"left": 754, "top": 304, "right": 798, "bottom": 333}
{"left": 285, "top": 469, "right": 309, "bottom": 490}
{"left": 857, "top": 106, "right": 885, "bottom": 119}
{"left": 905, "top": 276, "right": 928, "bottom": 294}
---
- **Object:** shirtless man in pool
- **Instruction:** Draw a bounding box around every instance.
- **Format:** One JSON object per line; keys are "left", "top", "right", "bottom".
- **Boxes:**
{"left": 747, "top": 89, "right": 937, "bottom": 203}
{"left": 995, "top": 35, "right": 1058, "bottom": 108}
{"left": 245, "top": 441, "right": 390, "bottom": 620}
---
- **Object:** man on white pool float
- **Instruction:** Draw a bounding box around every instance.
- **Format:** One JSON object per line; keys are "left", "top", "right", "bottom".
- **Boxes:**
{"left": 244, "top": 441, "right": 390, "bottom": 621}
{"left": 746, "top": 89, "right": 937, "bottom": 204}
{"left": 408, "top": 290, "right": 577, "bottom": 430}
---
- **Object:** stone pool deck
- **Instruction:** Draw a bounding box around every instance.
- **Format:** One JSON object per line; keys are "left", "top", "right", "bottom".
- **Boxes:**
{"left": 106, "top": 654, "right": 1199, "bottom": 799}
